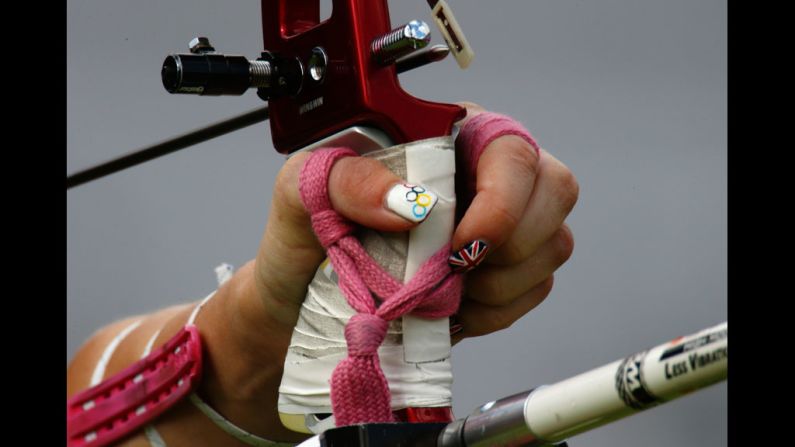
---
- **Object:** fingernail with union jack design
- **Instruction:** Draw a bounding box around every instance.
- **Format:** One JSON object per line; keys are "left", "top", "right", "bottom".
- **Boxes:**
{"left": 448, "top": 240, "right": 490, "bottom": 273}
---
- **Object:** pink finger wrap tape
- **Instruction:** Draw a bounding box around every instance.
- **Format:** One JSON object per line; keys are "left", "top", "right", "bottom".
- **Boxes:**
{"left": 455, "top": 112, "right": 540, "bottom": 207}
{"left": 298, "top": 147, "right": 463, "bottom": 426}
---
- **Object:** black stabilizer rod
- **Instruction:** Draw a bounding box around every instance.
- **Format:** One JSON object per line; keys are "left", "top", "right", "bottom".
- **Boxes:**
{"left": 66, "top": 106, "right": 269, "bottom": 190}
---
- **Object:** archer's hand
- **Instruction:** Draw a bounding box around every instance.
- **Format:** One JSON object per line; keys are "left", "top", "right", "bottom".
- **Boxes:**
{"left": 254, "top": 102, "right": 578, "bottom": 346}
{"left": 65, "top": 102, "right": 579, "bottom": 445}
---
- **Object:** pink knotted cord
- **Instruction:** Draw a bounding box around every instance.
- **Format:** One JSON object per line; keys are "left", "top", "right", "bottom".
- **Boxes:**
{"left": 298, "top": 147, "right": 463, "bottom": 426}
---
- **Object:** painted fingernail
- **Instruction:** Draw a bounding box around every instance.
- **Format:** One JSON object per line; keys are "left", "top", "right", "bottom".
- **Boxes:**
{"left": 448, "top": 240, "right": 490, "bottom": 273}
{"left": 385, "top": 183, "right": 438, "bottom": 223}
{"left": 449, "top": 324, "right": 464, "bottom": 336}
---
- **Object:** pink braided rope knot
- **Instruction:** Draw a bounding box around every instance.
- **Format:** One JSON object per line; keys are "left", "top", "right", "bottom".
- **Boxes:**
{"left": 329, "top": 314, "right": 392, "bottom": 424}
{"left": 298, "top": 147, "right": 463, "bottom": 426}
{"left": 456, "top": 112, "right": 540, "bottom": 208}
{"left": 344, "top": 313, "right": 389, "bottom": 356}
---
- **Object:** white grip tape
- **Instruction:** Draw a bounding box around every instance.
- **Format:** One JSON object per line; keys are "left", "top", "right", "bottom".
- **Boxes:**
{"left": 402, "top": 142, "right": 456, "bottom": 363}
{"left": 278, "top": 136, "right": 456, "bottom": 415}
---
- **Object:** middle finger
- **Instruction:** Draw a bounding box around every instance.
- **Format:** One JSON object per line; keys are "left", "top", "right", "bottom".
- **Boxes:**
{"left": 487, "top": 149, "right": 579, "bottom": 266}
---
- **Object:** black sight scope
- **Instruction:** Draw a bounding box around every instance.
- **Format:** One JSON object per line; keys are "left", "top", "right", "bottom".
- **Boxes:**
{"left": 161, "top": 54, "right": 254, "bottom": 96}
{"left": 161, "top": 51, "right": 302, "bottom": 98}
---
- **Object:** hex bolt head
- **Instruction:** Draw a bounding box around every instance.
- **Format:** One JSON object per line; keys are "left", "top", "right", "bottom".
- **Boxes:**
{"left": 404, "top": 20, "right": 431, "bottom": 42}
{"left": 371, "top": 20, "right": 432, "bottom": 65}
{"left": 189, "top": 37, "right": 215, "bottom": 54}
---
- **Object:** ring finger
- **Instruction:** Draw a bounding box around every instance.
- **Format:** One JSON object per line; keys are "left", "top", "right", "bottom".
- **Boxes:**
{"left": 465, "top": 224, "right": 573, "bottom": 307}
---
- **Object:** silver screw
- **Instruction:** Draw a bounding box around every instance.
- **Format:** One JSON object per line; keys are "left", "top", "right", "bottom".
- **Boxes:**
{"left": 371, "top": 20, "right": 431, "bottom": 65}
{"left": 308, "top": 47, "right": 328, "bottom": 83}
{"left": 189, "top": 36, "right": 215, "bottom": 54}
{"left": 248, "top": 60, "right": 273, "bottom": 88}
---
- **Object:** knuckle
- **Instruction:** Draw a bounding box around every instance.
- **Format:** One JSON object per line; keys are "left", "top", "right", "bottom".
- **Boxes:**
{"left": 481, "top": 136, "right": 540, "bottom": 186}
{"left": 495, "top": 236, "right": 527, "bottom": 265}
{"left": 274, "top": 152, "right": 311, "bottom": 216}
{"left": 341, "top": 161, "right": 380, "bottom": 193}
{"left": 539, "top": 275, "right": 555, "bottom": 296}
{"left": 478, "top": 277, "right": 556, "bottom": 337}
{"left": 330, "top": 157, "right": 389, "bottom": 208}
{"left": 483, "top": 278, "right": 513, "bottom": 307}
{"left": 554, "top": 225, "right": 575, "bottom": 265}
{"left": 278, "top": 152, "right": 309, "bottom": 186}
{"left": 553, "top": 167, "right": 580, "bottom": 214}
{"left": 504, "top": 137, "right": 541, "bottom": 179}
{"left": 490, "top": 202, "right": 522, "bottom": 237}
{"left": 466, "top": 274, "right": 504, "bottom": 307}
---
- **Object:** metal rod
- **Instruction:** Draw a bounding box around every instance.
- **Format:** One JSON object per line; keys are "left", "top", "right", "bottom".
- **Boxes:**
{"left": 395, "top": 44, "right": 450, "bottom": 73}
{"left": 66, "top": 105, "right": 270, "bottom": 190}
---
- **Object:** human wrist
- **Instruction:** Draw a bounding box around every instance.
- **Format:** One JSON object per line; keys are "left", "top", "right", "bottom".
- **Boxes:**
{"left": 228, "top": 260, "right": 297, "bottom": 364}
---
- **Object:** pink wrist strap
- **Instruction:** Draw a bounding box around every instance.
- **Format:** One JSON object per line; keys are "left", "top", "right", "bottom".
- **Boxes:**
{"left": 298, "top": 148, "right": 462, "bottom": 426}
{"left": 66, "top": 326, "right": 203, "bottom": 447}
{"left": 455, "top": 112, "right": 540, "bottom": 209}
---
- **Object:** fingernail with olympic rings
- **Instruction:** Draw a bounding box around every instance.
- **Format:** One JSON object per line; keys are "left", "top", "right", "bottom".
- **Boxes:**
{"left": 385, "top": 183, "right": 439, "bottom": 223}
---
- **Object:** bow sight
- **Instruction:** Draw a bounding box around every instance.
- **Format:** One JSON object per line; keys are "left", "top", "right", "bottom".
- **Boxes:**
{"left": 162, "top": 22, "right": 437, "bottom": 99}
{"left": 66, "top": 0, "right": 468, "bottom": 188}
{"left": 161, "top": 37, "right": 304, "bottom": 98}
{"left": 160, "top": 0, "right": 471, "bottom": 155}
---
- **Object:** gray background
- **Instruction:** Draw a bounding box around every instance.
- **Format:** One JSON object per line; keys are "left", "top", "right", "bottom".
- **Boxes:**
{"left": 67, "top": 0, "right": 727, "bottom": 445}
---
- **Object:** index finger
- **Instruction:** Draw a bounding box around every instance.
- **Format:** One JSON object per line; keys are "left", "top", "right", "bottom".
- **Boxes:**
{"left": 451, "top": 107, "right": 541, "bottom": 255}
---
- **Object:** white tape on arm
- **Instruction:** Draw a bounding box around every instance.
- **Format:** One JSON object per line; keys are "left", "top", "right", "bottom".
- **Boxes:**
{"left": 90, "top": 319, "right": 143, "bottom": 386}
